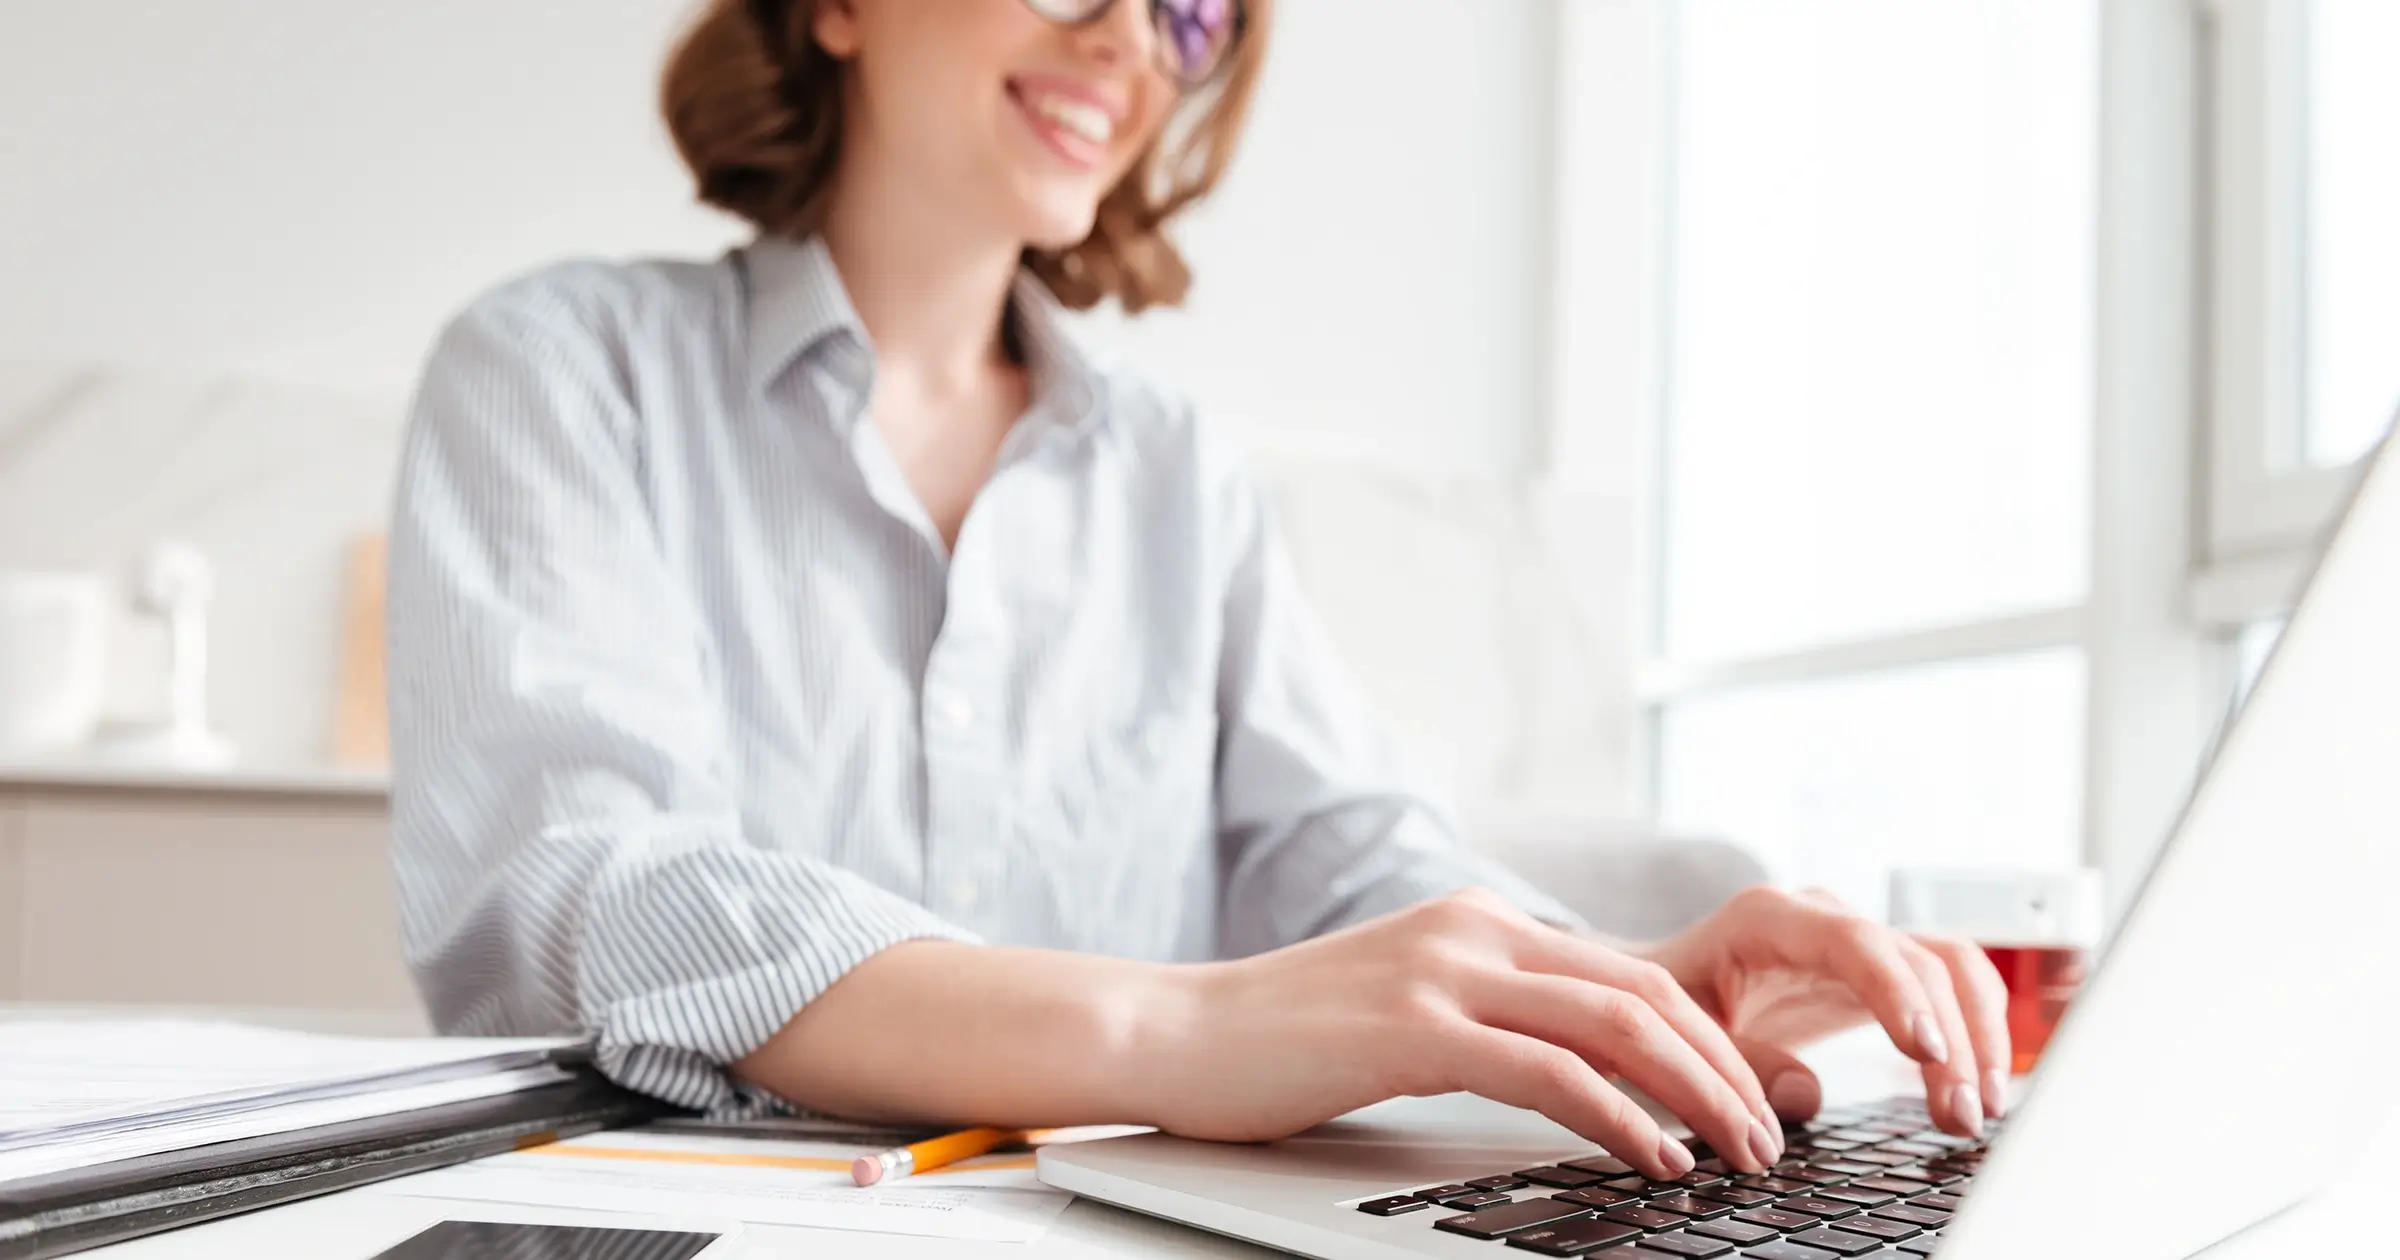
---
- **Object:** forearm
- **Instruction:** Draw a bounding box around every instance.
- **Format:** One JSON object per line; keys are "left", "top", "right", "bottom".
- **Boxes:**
{"left": 730, "top": 940, "right": 1209, "bottom": 1128}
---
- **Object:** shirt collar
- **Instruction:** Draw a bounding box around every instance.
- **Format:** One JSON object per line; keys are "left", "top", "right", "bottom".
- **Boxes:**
{"left": 741, "top": 233, "right": 1106, "bottom": 436}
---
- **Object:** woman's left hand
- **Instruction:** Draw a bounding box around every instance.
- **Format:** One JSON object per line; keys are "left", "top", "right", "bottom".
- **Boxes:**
{"left": 1635, "top": 885, "right": 2012, "bottom": 1138}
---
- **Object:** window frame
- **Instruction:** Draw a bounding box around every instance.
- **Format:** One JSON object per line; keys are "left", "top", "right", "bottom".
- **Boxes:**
{"left": 1543, "top": 0, "right": 2299, "bottom": 918}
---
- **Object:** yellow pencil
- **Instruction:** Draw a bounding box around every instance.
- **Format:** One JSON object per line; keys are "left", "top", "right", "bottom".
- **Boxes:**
{"left": 851, "top": 1126, "right": 1024, "bottom": 1186}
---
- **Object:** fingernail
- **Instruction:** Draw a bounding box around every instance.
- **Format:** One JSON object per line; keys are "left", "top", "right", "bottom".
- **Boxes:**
{"left": 1983, "top": 1067, "right": 2009, "bottom": 1119}
{"left": 1768, "top": 1070, "right": 1820, "bottom": 1120}
{"left": 1911, "top": 1013, "right": 1951, "bottom": 1065}
{"left": 1656, "top": 1134, "right": 1695, "bottom": 1178}
{"left": 1949, "top": 1081, "right": 1985, "bottom": 1139}
{"left": 1746, "top": 1118, "right": 1780, "bottom": 1172}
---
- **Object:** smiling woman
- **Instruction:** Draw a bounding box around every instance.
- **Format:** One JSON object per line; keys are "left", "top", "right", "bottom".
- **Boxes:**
{"left": 387, "top": 0, "right": 2005, "bottom": 1179}
{"left": 658, "top": 0, "right": 1269, "bottom": 313}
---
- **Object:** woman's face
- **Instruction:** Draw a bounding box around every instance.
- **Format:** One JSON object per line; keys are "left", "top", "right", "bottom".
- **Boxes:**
{"left": 815, "top": 0, "right": 1180, "bottom": 251}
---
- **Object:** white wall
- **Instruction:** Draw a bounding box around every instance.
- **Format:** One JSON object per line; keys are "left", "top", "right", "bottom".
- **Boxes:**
{"left": 0, "top": 0, "right": 1572, "bottom": 768}
{"left": 0, "top": 0, "right": 1559, "bottom": 475}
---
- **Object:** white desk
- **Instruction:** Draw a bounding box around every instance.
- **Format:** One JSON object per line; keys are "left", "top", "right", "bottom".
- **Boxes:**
{"left": 24, "top": 1009, "right": 2392, "bottom": 1259}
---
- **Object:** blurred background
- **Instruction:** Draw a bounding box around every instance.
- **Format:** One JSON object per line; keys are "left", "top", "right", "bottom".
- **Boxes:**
{"left": 0, "top": 0, "right": 2391, "bottom": 1020}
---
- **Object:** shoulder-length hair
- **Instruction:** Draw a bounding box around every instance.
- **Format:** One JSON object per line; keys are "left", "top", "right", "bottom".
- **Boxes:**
{"left": 659, "top": 0, "right": 1271, "bottom": 313}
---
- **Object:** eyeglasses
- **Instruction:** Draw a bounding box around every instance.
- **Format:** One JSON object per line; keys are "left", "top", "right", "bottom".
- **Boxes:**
{"left": 1021, "top": 0, "right": 1246, "bottom": 89}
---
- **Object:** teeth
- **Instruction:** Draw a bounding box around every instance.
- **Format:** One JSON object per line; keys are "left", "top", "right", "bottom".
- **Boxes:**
{"left": 1026, "top": 94, "right": 1112, "bottom": 147}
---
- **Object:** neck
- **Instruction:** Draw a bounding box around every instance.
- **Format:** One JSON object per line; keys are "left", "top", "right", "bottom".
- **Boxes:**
{"left": 819, "top": 157, "right": 1023, "bottom": 397}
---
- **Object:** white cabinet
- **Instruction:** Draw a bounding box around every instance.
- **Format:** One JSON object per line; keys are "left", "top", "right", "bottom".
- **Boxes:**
{"left": 0, "top": 778, "right": 416, "bottom": 1016}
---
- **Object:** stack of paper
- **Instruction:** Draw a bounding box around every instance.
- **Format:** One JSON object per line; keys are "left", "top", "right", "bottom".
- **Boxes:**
{"left": 0, "top": 1018, "right": 583, "bottom": 1186}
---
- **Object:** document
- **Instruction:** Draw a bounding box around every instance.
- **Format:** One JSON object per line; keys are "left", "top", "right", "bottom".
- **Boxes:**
{"left": 0, "top": 1018, "right": 578, "bottom": 1142}
{"left": 379, "top": 1129, "right": 1077, "bottom": 1243}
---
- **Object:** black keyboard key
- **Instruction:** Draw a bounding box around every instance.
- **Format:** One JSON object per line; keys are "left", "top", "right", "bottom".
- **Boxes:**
{"left": 1804, "top": 1160, "right": 1883, "bottom": 1177}
{"left": 1473, "top": 1175, "right": 1533, "bottom": 1191}
{"left": 1885, "top": 1166, "right": 1963, "bottom": 1186}
{"left": 1690, "top": 1185, "right": 1775, "bottom": 1208}
{"left": 1733, "top": 1207, "right": 1816, "bottom": 1232}
{"left": 1872, "top": 1204, "right": 1951, "bottom": 1228}
{"left": 1911, "top": 1192, "right": 1966, "bottom": 1212}
{"left": 1672, "top": 1170, "right": 1730, "bottom": 1190}
{"left": 1772, "top": 1197, "right": 1860, "bottom": 1221}
{"left": 1505, "top": 1218, "right": 1644, "bottom": 1256}
{"left": 1739, "top": 1244, "right": 1841, "bottom": 1260}
{"left": 1434, "top": 1199, "right": 1596, "bottom": 1240}
{"left": 1624, "top": 1179, "right": 1701, "bottom": 1197}
{"left": 1646, "top": 1195, "right": 1732, "bottom": 1220}
{"left": 1780, "top": 1167, "right": 1852, "bottom": 1186}
{"left": 1821, "top": 1129, "right": 1890, "bottom": 1145}
{"left": 1632, "top": 1231, "right": 1733, "bottom": 1257}
{"left": 1905, "top": 1131, "right": 1978, "bottom": 1151}
{"left": 1693, "top": 1158, "right": 1731, "bottom": 1176}
{"left": 1564, "top": 1155, "right": 1639, "bottom": 1177}
{"left": 1605, "top": 1177, "right": 1654, "bottom": 1194}
{"left": 1445, "top": 1192, "right": 1518, "bottom": 1210}
{"left": 1520, "top": 1166, "right": 1611, "bottom": 1189}
{"left": 1602, "top": 1205, "right": 1691, "bottom": 1232}
{"left": 1413, "top": 1183, "right": 1476, "bottom": 1202}
{"left": 1880, "top": 1141, "right": 1947, "bottom": 1159}
{"left": 1556, "top": 1186, "right": 1642, "bottom": 1209}
{"left": 1827, "top": 1214, "right": 1919, "bottom": 1242}
{"left": 1735, "top": 1176, "right": 1815, "bottom": 1195}
{"left": 1839, "top": 1149, "right": 1916, "bottom": 1167}
{"left": 1793, "top": 1136, "right": 1865, "bottom": 1153}
{"left": 1687, "top": 1219, "right": 1779, "bottom": 1246}
{"left": 1355, "top": 1195, "right": 1427, "bottom": 1216}
{"left": 1896, "top": 1236, "right": 1943, "bottom": 1256}
{"left": 1810, "top": 1185, "right": 1897, "bottom": 1208}
{"left": 1786, "top": 1227, "right": 1886, "bottom": 1256}
{"left": 1851, "top": 1177, "right": 1934, "bottom": 1197}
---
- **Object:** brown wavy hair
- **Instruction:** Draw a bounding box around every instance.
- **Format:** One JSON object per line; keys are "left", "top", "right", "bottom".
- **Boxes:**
{"left": 659, "top": 0, "right": 1271, "bottom": 313}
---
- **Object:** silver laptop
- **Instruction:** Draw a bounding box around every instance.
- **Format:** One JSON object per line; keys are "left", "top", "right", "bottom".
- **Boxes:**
{"left": 1039, "top": 428, "right": 2400, "bottom": 1260}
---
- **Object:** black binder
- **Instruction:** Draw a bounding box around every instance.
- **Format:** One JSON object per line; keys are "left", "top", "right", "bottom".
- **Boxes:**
{"left": 0, "top": 1073, "right": 668, "bottom": 1260}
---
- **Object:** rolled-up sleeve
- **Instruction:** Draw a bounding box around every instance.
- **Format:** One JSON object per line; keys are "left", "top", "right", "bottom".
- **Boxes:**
{"left": 388, "top": 288, "right": 974, "bottom": 1116}
{"left": 1209, "top": 449, "right": 1582, "bottom": 956}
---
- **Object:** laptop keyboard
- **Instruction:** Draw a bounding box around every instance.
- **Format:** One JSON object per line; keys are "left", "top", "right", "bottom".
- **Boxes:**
{"left": 1352, "top": 1096, "right": 1992, "bottom": 1258}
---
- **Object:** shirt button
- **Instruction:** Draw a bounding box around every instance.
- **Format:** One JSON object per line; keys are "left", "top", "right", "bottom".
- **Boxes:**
{"left": 929, "top": 689, "right": 974, "bottom": 732}
{"left": 945, "top": 880, "right": 981, "bottom": 913}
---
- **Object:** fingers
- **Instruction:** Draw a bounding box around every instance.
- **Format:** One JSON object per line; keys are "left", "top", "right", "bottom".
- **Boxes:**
{"left": 1896, "top": 938, "right": 1983, "bottom": 1137}
{"left": 1522, "top": 934, "right": 1774, "bottom": 1135}
{"left": 1440, "top": 1021, "right": 1693, "bottom": 1180}
{"left": 1916, "top": 933, "right": 2014, "bottom": 1119}
{"left": 1768, "top": 892, "right": 1951, "bottom": 1070}
{"left": 1734, "top": 1038, "right": 1823, "bottom": 1122}
{"left": 1474, "top": 972, "right": 1783, "bottom": 1174}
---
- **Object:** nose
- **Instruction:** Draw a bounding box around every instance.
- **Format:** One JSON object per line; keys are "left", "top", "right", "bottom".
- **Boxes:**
{"left": 1069, "top": 0, "right": 1156, "bottom": 72}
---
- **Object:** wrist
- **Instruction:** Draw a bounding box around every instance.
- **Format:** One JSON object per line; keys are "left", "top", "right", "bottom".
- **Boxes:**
{"left": 1094, "top": 957, "right": 1225, "bottom": 1128}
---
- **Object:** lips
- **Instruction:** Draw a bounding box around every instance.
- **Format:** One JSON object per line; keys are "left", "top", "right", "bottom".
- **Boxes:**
{"left": 1007, "top": 78, "right": 1122, "bottom": 171}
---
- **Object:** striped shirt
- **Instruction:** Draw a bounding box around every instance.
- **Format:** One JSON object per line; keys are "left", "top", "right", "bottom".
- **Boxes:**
{"left": 388, "top": 233, "right": 1575, "bottom": 1116}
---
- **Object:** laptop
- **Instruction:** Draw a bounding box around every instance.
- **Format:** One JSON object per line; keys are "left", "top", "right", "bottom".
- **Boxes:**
{"left": 1039, "top": 429, "right": 2400, "bottom": 1260}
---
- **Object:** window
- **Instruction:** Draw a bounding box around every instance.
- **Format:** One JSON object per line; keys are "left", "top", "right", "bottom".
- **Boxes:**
{"left": 1641, "top": 0, "right": 2100, "bottom": 917}
{"left": 2300, "top": 1, "right": 2400, "bottom": 469}
{"left": 1552, "top": 0, "right": 2391, "bottom": 923}
{"left": 2205, "top": 0, "right": 2394, "bottom": 567}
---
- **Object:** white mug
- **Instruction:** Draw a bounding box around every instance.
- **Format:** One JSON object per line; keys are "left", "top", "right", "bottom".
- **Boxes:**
{"left": 0, "top": 571, "right": 111, "bottom": 754}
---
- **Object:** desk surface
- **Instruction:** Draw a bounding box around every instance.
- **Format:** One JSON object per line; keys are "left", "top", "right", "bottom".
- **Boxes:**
{"left": 18, "top": 1008, "right": 2389, "bottom": 1259}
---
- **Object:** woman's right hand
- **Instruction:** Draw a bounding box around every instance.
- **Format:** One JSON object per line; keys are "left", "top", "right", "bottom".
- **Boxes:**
{"left": 1135, "top": 888, "right": 1787, "bottom": 1179}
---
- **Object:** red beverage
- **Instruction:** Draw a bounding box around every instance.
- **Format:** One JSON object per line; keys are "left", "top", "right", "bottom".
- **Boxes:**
{"left": 1979, "top": 942, "right": 2088, "bottom": 1074}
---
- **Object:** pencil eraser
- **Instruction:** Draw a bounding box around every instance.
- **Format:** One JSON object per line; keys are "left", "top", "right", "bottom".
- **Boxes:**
{"left": 852, "top": 1155, "right": 883, "bottom": 1187}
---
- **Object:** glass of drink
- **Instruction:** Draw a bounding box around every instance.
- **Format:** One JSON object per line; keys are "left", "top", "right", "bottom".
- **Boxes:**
{"left": 1888, "top": 867, "right": 2104, "bottom": 1075}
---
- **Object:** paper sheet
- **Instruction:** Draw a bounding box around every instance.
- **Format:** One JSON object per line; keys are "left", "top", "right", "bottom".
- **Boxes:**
{"left": 0, "top": 1019, "right": 578, "bottom": 1144}
{"left": 379, "top": 1129, "right": 1077, "bottom": 1243}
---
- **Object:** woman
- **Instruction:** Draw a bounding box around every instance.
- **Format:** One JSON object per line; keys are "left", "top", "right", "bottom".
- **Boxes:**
{"left": 390, "top": 0, "right": 2008, "bottom": 1181}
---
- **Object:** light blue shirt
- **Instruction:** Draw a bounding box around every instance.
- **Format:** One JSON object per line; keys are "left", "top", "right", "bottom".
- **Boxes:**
{"left": 388, "top": 234, "right": 1574, "bottom": 1115}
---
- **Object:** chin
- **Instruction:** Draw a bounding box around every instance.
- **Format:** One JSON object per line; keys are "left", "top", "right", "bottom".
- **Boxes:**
{"left": 1011, "top": 186, "right": 1107, "bottom": 253}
